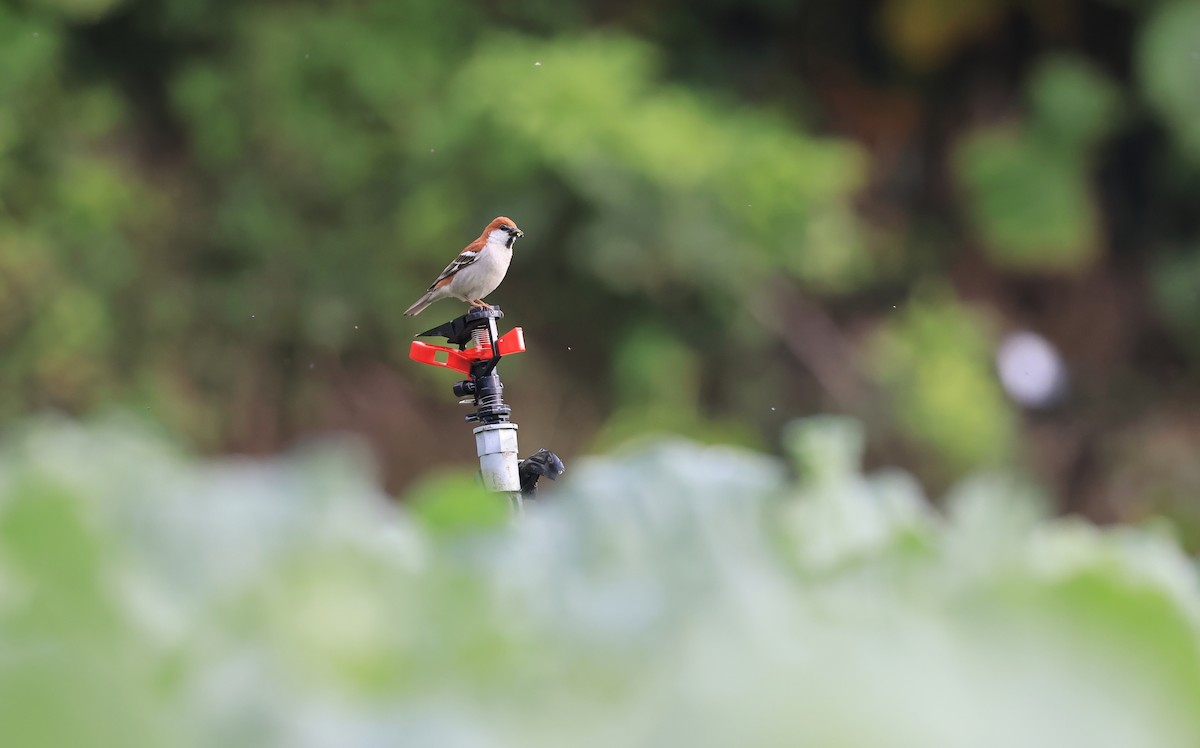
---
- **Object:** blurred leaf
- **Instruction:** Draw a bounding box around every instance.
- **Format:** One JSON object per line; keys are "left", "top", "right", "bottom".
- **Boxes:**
{"left": 0, "top": 10, "right": 61, "bottom": 107}
{"left": 870, "top": 294, "right": 1016, "bottom": 471}
{"left": 408, "top": 470, "right": 509, "bottom": 535}
{"left": 1029, "top": 56, "right": 1122, "bottom": 147}
{"left": 1139, "top": 1, "right": 1200, "bottom": 162}
{"left": 955, "top": 129, "right": 1097, "bottom": 271}
{"left": 954, "top": 53, "right": 1121, "bottom": 273}
{"left": 172, "top": 65, "right": 242, "bottom": 166}
{"left": 0, "top": 417, "right": 1196, "bottom": 747}
{"left": 783, "top": 415, "right": 865, "bottom": 484}
{"left": 1152, "top": 248, "right": 1200, "bottom": 360}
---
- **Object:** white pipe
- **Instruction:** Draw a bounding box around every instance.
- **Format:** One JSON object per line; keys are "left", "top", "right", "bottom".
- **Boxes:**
{"left": 474, "top": 423, "right": 521, "bottom": 500}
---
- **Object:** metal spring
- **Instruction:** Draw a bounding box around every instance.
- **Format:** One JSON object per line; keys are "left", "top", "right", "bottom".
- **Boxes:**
{"left": 471, "top": 326, "right": 492, "bottom": 355}
{"left": 472, "top": 325, "right": 501, "bottom": 407}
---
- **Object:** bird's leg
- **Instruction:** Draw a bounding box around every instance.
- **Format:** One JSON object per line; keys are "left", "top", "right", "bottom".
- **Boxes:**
{"left": 476, "top": 299, "right": 494, "bottom": 311}
{"left": 467, "top": 299, "right": 485, "bottom": 309}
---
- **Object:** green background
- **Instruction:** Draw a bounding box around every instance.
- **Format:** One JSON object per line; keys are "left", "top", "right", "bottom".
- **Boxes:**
{"left": 3, "top": 0, "right": 1200, "bottom": 532}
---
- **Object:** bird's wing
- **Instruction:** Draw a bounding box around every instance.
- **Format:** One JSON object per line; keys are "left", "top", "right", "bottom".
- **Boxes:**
{"left": 427, "top": 239, "right": 486, "bottom": 290}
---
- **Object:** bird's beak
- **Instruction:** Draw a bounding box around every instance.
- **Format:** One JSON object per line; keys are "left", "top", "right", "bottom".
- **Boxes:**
{"left": 513, "top": 229, "right": 524, "bottom": 238}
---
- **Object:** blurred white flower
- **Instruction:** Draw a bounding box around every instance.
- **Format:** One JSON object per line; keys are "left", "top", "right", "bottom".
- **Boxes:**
{"left": 995, "top": 331, "right": 1068, "bottom": 408}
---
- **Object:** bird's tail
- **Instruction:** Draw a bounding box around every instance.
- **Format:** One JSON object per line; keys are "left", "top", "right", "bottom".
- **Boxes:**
{"left": 404, "top": 291, "right": 438, "bottom": 317}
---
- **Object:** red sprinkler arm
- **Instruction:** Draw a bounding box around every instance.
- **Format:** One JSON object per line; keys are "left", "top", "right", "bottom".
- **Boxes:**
{"left": 409, "top": 327, "right": 526, "bottom": 376}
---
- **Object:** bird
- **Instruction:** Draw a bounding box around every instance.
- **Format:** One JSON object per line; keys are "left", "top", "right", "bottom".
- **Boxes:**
{"left": 404, "top": 216, "right": 523, "bottom": 317}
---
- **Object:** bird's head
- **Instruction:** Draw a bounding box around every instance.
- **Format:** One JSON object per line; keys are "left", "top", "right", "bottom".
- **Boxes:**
{"left": 485, "top": 216, "right": 523, "bottom": 247}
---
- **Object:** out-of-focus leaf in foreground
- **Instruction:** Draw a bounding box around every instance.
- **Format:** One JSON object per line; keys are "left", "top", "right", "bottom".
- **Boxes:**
{"left": 0, "top": 415, "right": 1198, "bottom": 748}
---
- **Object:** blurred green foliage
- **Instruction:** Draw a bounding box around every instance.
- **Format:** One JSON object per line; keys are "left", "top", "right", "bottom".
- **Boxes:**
{"left": 1, "top": 416, "right": 1199, "bottom": 747}
{"left": 955, "top": 57, "right": 1119, "bottom": 270}
{"left": 1140, "top": 1, "right": 1200, "bottom": 162}
{"left": 0, "top": 0, "right": 865, "bottom": 449}
{"left": 870, "top": 290, "right": 1016, "bottom": 470}
{"left": 1, "top": 0, "right": 1200, "bottom": 518}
